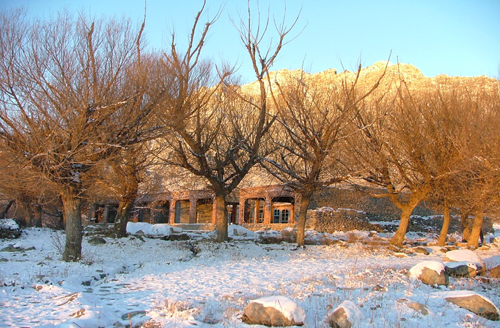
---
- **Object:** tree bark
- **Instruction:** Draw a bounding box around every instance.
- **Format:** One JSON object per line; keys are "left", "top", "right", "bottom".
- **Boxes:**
{"left": 114, "top": 196, "right": 135, "bottom": 238}
{"left": 296, "top": 192, "right": 313, "bottom": 247}
{"left": 215, "top": 194, "right": 228, "bottom": 242}
{"left": 461, "top": 212, "right": 472, "bottom": 242}
{"left": 0, "top": 200, "right": 15, "bottom": 220}
{"left": 62, "top": 192, "right": 83, "bottom": 262}
{"left": 15, "top": 195, "right": 32, "bottom": 227}
{"left": 390, "top": 206, "right": 415, "bottom": 247}
{"left": 437, "top": 203, "right": 451, "bottom": 246}
{"left": 32, "top": 204, "right": 42, "bottom": 228}
{"left": 467, "top": 207, "right": 484, "bottom": 248}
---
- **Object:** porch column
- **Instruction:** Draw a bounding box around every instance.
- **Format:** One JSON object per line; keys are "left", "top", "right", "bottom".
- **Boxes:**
{"left": 189, "top": 197, "right": 197, "bottom": 224}
{"left": 212, "top": 197, "right": 217, "bottom": 224}
{"left": 292, "top": 194, "right": 300, "bottom": 224}
{"left": 169, "top": 199, "right": 176, "bottom": 224}
{"left": 264, "top": 196, "right": 272, "bottom": 224}
{"left": 238, "top": 197, "right": 246, "bottom": 224}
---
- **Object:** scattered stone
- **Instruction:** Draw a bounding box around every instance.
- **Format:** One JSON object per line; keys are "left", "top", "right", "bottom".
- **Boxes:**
{"left": 394, "top": 253, "right": 408, "bottom": 258}
{"left": 488, "top": 265, "right": 500, "bottom": 278}
{"left": 490, "top": 236, "right": 500, "bottom": 244}
{"left": 0, "top": 219, "right": 21, "bottom": 239}
{"left": 0, "top": 258, "right": 8, "bottom": 262}
{"left": 413, "top": 247, "right": 430, "bottom": 255}
{"left": 327, "top": 300, "right": 365, "bottom": 328}
{"left": 476, "top": 276, "right": 491, "bottom": 283}
{"left": 445, "top": 262, "right": 479, "bottom": 278}
{"left": 372, "top": 285, "right": 387, "bottom": 292}
{"left": 444, "top": 291, "right": 500, "bottom": 321}
{"left": 169, "top": 233, "right": 191, "bottom": 241}
{"left": 397, "top": 299, "right": 430, "bottom": 315}
{"left": 443, "top": 249, "right": 485, "bottom": 275}
{"left": 242, "top": 296, "right": 306, "bottom": 326}
{"left": 88, "top": 237, "right": 107, "bottom": 245}
{"left": 0, "top": 245, "right": 35, "bottom": 252}
{"left": 282, "top": 228, "right": 297, "bottom": 242}
{"left": 389, "top": 245, "right": 404, "bottom": 253}
{"left": 121, "top": 310, "right": 147, "bottom": 321}
{"left": 407, "top": 301, "right": 429, "bottom": 315}
{"left": 409, "top": 261, "right": 449, "bottom": 286}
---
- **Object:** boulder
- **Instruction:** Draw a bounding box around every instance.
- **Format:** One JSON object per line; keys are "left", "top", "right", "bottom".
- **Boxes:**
{"left": 169, "top": 233, "right": 191, "bottom": 241}
{"left": 281, "top": 228, "right": 297, "bottom": 242}
{"left": 327, "top": 300, "right": 365, "bottom": 328}
{"left": 413, "top": 247, "right": 429, "bottom": 255}
{"left": 443, "top": 291, "right": 500, "bottom": 321}
{"left": 490, "top": 236, "right": 500, "bottom": 244}
{"left": 409, "top": 261, "right": 449, "bottom": 286}
{"left": 397, "top": 299, "right": 430, "bottom": 315}
{"left": 88, "top": 237, "right": 107, "bottom": 245}
{"left": 489, "top": 265, "right": 500, "bottom": 278}
{"left": 444, "top": 261, "right": 479, "bottom": 278}
{"left": 242, "top": 296, "right": 306, "bottom": 326}
{"left": 443, "top": 249, "right": 485, "bottom": 275}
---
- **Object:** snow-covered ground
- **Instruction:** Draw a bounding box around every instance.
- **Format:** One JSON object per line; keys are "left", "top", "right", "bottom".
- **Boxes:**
{"left": 0, "top": 221, "right": 499, "bottom": 328}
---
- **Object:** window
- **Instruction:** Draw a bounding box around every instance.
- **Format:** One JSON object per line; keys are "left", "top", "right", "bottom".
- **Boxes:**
{"left": 282, "top": 209, "right": 289, "bottom": 223}
{"left": 273, "top": 209, "right": 280, "bottom": 223}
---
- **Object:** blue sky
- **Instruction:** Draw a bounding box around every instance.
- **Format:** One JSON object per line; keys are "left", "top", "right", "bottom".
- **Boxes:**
{"left": 1, "top": 0, "right": 499, "bottom": 83}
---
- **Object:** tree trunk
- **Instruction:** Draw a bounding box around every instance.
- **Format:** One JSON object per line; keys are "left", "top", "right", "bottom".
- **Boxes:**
{"left": 62, "top": 192, "right": 83, "bottom": 262}
{"left": 15, "top": 195, "right": 32, "bottom": 227}
{"left": 0, "top": 200, "right": 15, "bottom": 220}
{"left": 461, "top": 212, "right": 472, "bottom": 242}
{"left": 390, "top": 206, "right": 415, "bottom": 247}
{"left": 114, "top": 197, "right": 135, "bottom": 238}
{"left": 297, "top": 192, "right": 313, "bottom": 247}
{"left": 467, "top": 207, "right": 484, "bottom": 248}
{"left": 215, "top": 194, "right": 228, "bottom": 242}
{"left": 32, "top": 204, "right": 43, "bottom": 228}
{"left": 437, "top": 203, "right": 451, "bottom": 246}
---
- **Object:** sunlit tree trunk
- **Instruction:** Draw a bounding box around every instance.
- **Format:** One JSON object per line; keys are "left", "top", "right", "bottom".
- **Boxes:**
{"left": 437, "top": 203, "right": 451, "bottom": 246}
{"left": 62, "top": 190, "right": 83, "bottom": 262}
{"left": 113, "top": 166, "right": 139, "bottom": 238}
{"left": 32, "top": 204, "right": 42, "bottom": 228}
{"left": 390, "top": 205, "right": 416, "bottom": 246}
{"left": 296, "top": 191, "right": 313, "bottom": 247}
{"left": 0, "top": 200, "right": 14, "bottom": 220}
{"left": 460, "top": 211, "right": 472, "bottom": 242}
{"left": 467, "top": 207, "right": 484, "bottom": 248}
{"left": 15, "top": 194, "right": 32, "bottom": 227}
{"left": 214, "top": 194, "right": 228, "bottom": 242}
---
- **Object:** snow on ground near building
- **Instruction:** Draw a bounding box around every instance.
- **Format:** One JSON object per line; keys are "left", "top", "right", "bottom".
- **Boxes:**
{"left": 0, "top": 224, "right": 499, "bottom": 327}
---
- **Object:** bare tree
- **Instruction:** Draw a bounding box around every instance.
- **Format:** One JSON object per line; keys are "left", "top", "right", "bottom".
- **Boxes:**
{"left": 259, "top": 68, "right": 382, "bottom": 246}
{"left": 0, "top": 10, "right": 156, "bottom": 261}
{"left": 154, "top": 2, "right": 298, "bottom": 242}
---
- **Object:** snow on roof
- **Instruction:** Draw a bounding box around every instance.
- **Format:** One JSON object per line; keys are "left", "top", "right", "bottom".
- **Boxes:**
{"left": 251, "top": 296, "right": 306, "bottom": 323}
{"left": 409, "top": 261, "right": 445, "bottom": 279}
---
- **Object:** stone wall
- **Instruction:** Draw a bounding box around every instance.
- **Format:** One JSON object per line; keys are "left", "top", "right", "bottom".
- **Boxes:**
{"left": 241, "top": 223, "right": 294, "bottom": 232}
{"left": 306, "top": 207, "right": 385, "bottom": 233}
